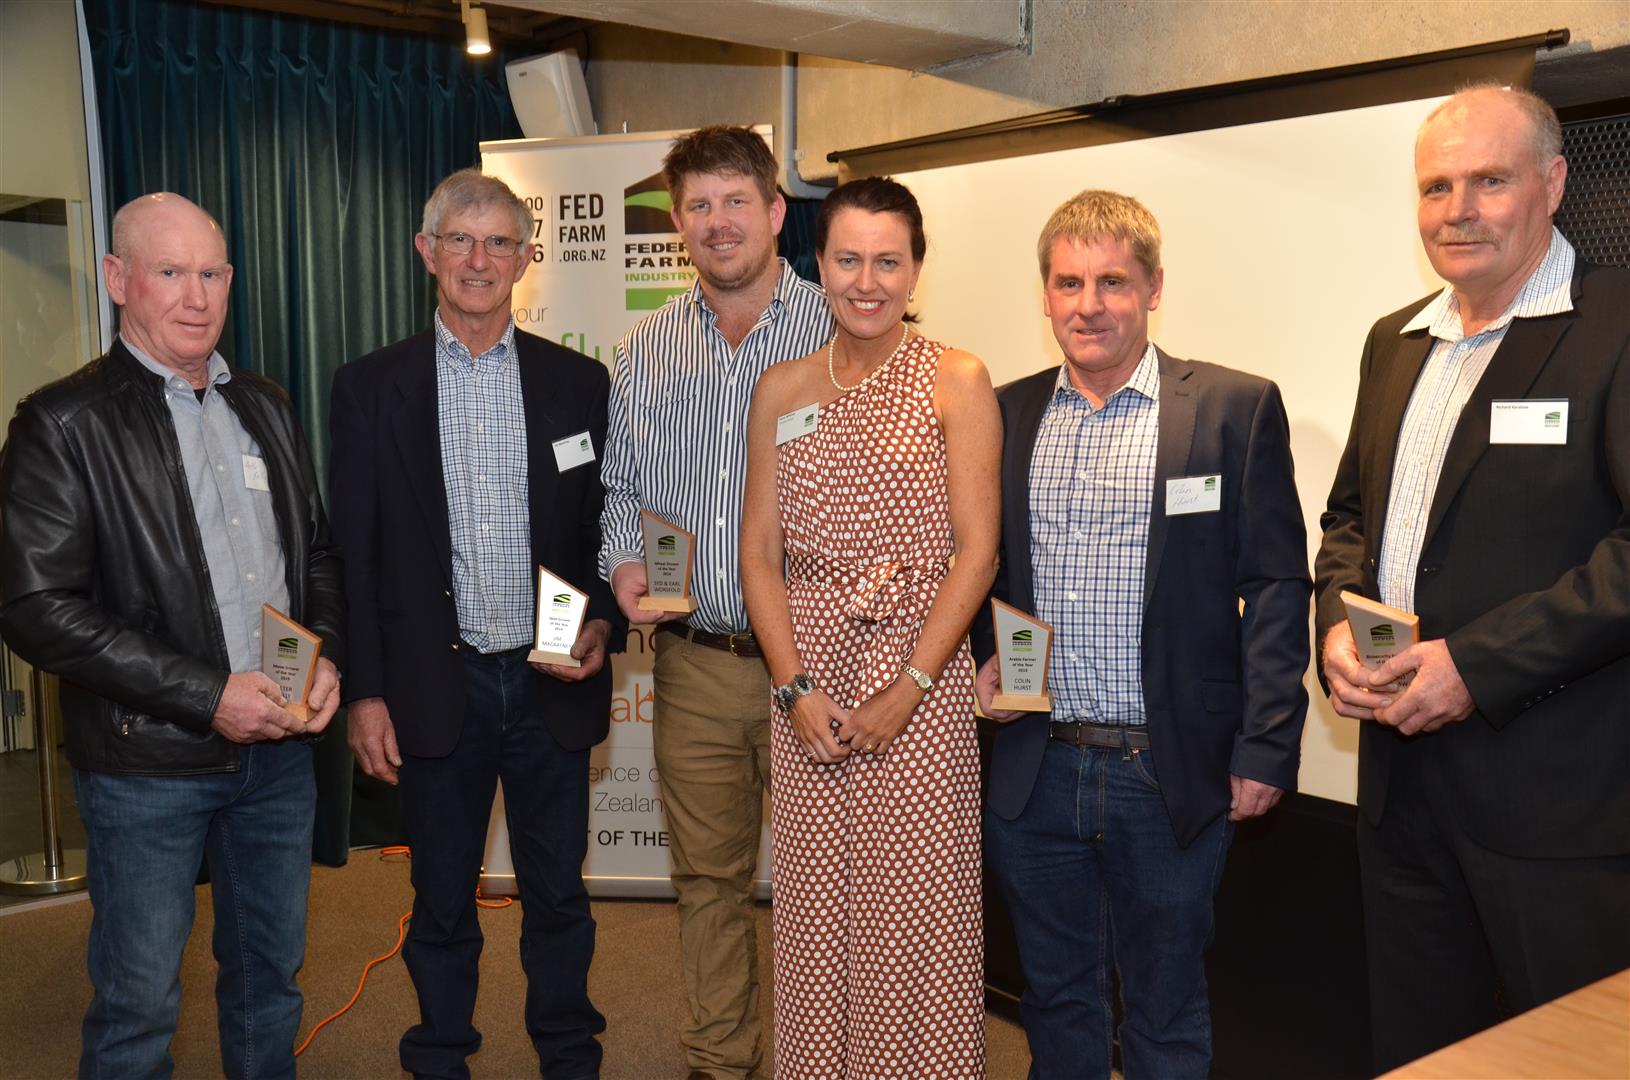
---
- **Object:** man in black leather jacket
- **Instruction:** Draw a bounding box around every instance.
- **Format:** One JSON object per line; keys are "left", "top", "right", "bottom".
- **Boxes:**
{"left": 0, "top": 193, "right": 344, "bottom": 1079}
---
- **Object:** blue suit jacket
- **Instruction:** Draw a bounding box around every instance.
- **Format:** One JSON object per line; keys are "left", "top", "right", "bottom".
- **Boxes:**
{"left": 328, "top": 327, "right": 623, "bottom": 758}
{"left": 975, "top": 349, "right": 1311, "bottom": 847}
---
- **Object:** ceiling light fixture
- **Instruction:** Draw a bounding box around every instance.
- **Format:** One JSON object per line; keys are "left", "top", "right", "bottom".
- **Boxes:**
{"left": 460, "top": 0, "right": 491, "bottom": 56}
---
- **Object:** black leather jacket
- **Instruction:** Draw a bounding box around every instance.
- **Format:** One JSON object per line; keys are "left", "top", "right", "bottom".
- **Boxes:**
{"left": 0, "top": 342, "right": 345, "bottom": 775}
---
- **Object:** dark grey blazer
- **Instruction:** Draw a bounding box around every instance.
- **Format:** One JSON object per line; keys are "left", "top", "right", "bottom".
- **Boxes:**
{"left": 976, "top": 348, "right": 1312, "bottom": 847}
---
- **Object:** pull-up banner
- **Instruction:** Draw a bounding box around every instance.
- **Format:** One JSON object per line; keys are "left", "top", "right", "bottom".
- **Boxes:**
{"left": 477, "top": 129, "right": 775, "bottom": 898}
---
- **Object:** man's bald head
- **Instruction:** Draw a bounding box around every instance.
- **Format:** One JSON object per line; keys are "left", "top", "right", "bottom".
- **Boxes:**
{"left": 109, "top": 193, "right": 227, "bottom": 262}
{"left": 1418, "top": 84, "right": 1562, "bottom": 173}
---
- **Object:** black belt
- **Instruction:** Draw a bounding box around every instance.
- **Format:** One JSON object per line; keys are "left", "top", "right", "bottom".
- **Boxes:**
{"left": 658, "top": 623, "right": 763, "bottom": 658}
{"left": 1048, "top": 721, "right": 1150, "bottom": 750}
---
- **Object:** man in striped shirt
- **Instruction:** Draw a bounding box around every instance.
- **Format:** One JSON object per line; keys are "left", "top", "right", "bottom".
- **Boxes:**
{"left": 599, "top": 126, "right": 832, "bottom": 1080}
{"left": 1316, "top": 85, "right": 1630, "bottom": 1071}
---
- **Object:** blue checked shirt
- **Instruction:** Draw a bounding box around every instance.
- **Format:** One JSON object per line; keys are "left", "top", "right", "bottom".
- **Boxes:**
{"left": 1379, "top": 228, "right": 1576, "bottom": 613}
{"left": 599, "top": 259, "right": 833, "bottom": 635}
{"left": 436, "top": 312, "right": 533, "bottom": 653}
{"left": 128, "top": 342, "right": 288, "bottom": 674}
{"left": 1029, "top": 344, "right": 1161, "bottom": 725}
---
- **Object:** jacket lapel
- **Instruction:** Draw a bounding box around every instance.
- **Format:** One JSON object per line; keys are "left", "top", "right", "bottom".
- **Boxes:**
{"left": 516, "top": 334, "right": 557, "bottom": 564}
{"left": 1364, "top": 330, "right": 1434, "bottom": 564}
{"left": 1145, "top": 348, "right": 1195, "bottom": 607}
{"left": 387, "top": 340, "right": 453, "bottom": 584}
{"left": 1006, "top": 372, "right": 1054, "bottom": 612}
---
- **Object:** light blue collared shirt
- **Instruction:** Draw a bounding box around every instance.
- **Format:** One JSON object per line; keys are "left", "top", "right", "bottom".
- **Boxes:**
{"left": 127, "top": 339, "right": 288, "bottom": 673}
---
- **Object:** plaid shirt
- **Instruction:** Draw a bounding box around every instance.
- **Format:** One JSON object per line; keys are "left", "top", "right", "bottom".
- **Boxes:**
{"left": 1029, "top": 344, "right": 1161, "bottom": 725}
{"left": 436, "top": 311, "right": 533, "bottom": 653}
{"left": 1379, "top": 228, "right": 1576, "bottom": 613}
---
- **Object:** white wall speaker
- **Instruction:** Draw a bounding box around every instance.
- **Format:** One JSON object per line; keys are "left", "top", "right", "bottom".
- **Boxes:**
{"left": 505, "top": 50, "right": 596, "bottom": 139}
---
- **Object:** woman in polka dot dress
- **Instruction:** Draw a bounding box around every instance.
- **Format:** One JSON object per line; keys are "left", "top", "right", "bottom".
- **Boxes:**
{"left": 741, "top": 177, "right": 1003, "bottom": 1079}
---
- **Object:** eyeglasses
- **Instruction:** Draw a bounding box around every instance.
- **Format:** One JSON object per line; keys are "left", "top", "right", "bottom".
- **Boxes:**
{"left": 432, "top": 232, "right": 523, "bottom": 258}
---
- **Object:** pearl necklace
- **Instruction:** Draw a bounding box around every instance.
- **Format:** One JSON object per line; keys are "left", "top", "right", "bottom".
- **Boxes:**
{"left": 828, "top": 323, "right": 911, "bottom": 392}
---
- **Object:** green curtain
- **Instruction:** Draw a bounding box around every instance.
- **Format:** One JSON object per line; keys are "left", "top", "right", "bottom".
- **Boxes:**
{"left": 85, "top": 0, "right": 523, "bottom": 864}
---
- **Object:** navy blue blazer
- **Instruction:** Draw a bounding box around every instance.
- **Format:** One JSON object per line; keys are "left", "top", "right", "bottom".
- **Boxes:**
{"left": 328, "top": 327, "right": 624, "bottom": 758}
{"left": 975, "top": 349, "right": 1311, "bottom": 847}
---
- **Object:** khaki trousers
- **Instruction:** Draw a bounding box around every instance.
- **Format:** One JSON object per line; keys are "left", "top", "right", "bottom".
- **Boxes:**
{"left": 652, "top": 629, "right": 772, "bottom": 1079}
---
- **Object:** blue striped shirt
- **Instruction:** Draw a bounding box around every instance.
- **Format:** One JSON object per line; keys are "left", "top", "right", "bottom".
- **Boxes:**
{"left": 1029, "top": 344, "right": 1161, "bottom": 725}
{"left": 600, "top": 259, "right": 832, "bottom": 634}
{"left": 1379, "top": 228, "right": 1576, "bottom": 613}
{"left": 436, "top": 312, "right": 533, "bottom": 653}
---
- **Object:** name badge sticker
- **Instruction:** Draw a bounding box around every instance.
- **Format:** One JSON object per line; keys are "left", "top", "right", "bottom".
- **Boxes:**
{"left": 776, "top": 402, "right": 820, "bottom": 446}
{"left": 552, "top": 431, "right": 596, "bottom": 472}
{"left": 242, "top": 454, "right": 271, "bottom": 492}
{"left": 1166, "top": 474, "right": 1222, "bottom": 516}
{"left": 1489, "top": 399, "right": 1568, "bottom": 445}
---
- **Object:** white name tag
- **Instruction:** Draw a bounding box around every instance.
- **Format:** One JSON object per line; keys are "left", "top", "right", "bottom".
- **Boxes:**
{"left": 1166, "top": 474, "right": 1222, "bottom": 516}
{"left": 552, "top": 431, "right": 596, "bottom": 472}
{"left": 1489, "top": 399, "right": 1568, "bottom": 445}
{"left": 242, "top": 454, "right": 270, "bottom": 492}
{"left": 775, "top": 402, "right": 820, "bottom": 446}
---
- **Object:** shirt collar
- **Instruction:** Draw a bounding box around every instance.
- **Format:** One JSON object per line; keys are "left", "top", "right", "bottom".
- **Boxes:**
{"left": 1052, "top": 342, "right": 1161, "bottom": 406}
{"left": 123, "top": 336, "right": 231, "bottom": 391}
{"left": 686, "top": 257, "right": 800, "bottom": 323}
{"left": 1401, "top": 226, "right": 1576, "bottom": 341}
{"left": 434, "top": 309, "right": 516, "bottom": 364}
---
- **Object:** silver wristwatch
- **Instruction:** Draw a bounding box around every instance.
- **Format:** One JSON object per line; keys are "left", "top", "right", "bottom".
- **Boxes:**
{"left": 773, "top": 672, "right": 817, "bottom": 712}
{"left": 900, "top": 662, "right": 934, "bottom": 693}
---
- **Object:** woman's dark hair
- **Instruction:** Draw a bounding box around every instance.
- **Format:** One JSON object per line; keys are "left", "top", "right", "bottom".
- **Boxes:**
{"left": 815, "top": 176, "right": 927, "bottom": 263}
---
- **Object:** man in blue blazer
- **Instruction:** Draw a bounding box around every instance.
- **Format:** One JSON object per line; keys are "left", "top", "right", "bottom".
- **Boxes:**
{"left": 329, "top": 169, "right": 622, "bottom": 1079}
{"left": 974, "top": 190, "right": 1310, "bottom": 1080}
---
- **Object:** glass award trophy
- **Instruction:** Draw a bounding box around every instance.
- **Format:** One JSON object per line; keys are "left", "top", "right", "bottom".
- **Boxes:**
{"left": 529, "top": 566, "right": 588, "bottom": 667}
{"left": 990, "top": 598, "right": 1053, "bottom": 712}
{"left": 639, "top": 509, "right": 697, "bottom": 614}
{"left": 260, "top": 605, "right": 322, "bottom": 723}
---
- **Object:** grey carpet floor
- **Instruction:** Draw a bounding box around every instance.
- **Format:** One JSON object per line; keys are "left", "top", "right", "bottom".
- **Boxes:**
{"left": 0, "top": 850, "right": 1032, "bottom": 1078}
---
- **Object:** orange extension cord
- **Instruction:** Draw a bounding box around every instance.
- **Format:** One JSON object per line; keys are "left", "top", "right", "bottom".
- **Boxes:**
{"left": 293, "top": 845, "right": 515, "bottom": 1057}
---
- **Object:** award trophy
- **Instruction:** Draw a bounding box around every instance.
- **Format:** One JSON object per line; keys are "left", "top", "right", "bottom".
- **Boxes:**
{"left": 989, "top": 599, "right": 1053, "bottom": 712}
{"left": 260, "top": 605, "right": 322, "bottom": 723}
{"left": 639, "top": 510, "right": 697, "bottom": 614}
{"left": 529, "top": 566, "right": 588, "bottom": 667}
{"left": 1340, "top": 591, "right": 1420, "bottom": 671}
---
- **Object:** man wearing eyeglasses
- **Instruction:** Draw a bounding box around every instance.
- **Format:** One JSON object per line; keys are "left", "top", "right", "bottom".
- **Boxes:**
{"left": 328, "top": 167, "right": 622, "bottom": 1079}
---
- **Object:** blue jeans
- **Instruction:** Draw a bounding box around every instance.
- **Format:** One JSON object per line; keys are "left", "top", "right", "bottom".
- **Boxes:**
{"left": 72, "top": 740, "right": 316, "bottom": 1080}
{"left": 985, "top": 738, "right": 1232, "bottom": 1080}
{"left": 397, "top": 646, "right": 603, "bottom": 1080}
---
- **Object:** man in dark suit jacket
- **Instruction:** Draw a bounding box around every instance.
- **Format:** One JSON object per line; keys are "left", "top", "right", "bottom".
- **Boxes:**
{"left": 1315, "top": 85, "right": 1630, "bottom": 1072}
{"left": 329, "top": 169, "right": 622, "bottom": 1080}
{"left": 973, "top": 190, "right": 1310, "bottom": 1080}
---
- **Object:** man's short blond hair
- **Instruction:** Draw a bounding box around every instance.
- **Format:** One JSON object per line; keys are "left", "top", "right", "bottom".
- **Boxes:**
{"left": 1036, "top": 190, "right": 1162, "bottom": 281}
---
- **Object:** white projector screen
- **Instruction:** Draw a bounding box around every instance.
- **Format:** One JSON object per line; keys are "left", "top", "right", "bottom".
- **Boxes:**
{"left": 895, "top": 95, "right": 1452, "bottom": 804}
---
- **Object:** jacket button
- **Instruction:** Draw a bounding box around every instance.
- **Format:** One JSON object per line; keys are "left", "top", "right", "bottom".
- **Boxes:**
{"left": 451, "top": 642, "right": 460, "bottom": 652}
{"left": 444, "top": 589, "right": 452, "bottom": 598}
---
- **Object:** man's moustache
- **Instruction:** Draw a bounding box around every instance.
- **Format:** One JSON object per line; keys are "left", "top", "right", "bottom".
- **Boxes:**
{"left": 1434, "top": 228, "right": 1496, "bottom": 244}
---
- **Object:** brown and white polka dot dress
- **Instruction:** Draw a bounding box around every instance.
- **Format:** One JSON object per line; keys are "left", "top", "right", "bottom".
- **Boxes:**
{"left": 771, "top": 333, "right": 985, "bottom": 1079}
